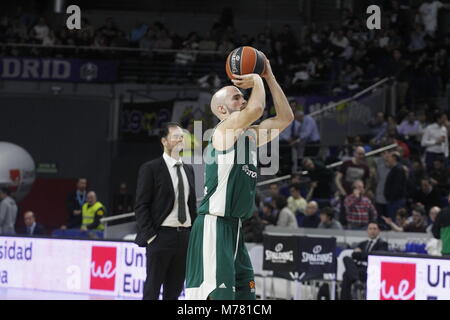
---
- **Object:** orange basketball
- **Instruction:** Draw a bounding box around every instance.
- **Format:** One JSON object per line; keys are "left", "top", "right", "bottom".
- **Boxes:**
{"left": 225, "top": 46, "right": 266, "bottom": 80}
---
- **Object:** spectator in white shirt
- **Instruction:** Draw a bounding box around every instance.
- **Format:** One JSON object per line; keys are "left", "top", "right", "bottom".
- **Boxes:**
{"left": 419, "top": 0, "right": 450, "bottom": 37}
{"left": 421, "top": 111, "right": 448, "bottom": 171}
{"left": 274, "top": 196, "right": 298, "bottom": 228}
{"left": 31, "top": 17, "right": 50, "bottom": 43}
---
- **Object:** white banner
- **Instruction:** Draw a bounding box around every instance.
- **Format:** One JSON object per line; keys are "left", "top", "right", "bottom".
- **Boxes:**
{"left": 0, "top": 236, "right": 152, "bottom": 299}
{"left": 367, "top": 254, "right": 450, "bottom": 300}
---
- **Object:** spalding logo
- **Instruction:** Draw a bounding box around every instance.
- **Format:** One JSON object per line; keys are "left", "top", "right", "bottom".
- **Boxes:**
{"left": 275, "top": 243, "right": 283, "bottom": 252}
{"left": 313, "top": 245, "right": 322, "bottom": 254}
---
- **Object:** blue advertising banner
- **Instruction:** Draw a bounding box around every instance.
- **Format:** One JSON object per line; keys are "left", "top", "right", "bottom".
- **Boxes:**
{"left": 0, "top": 57, "right": 118, "bottom": 82}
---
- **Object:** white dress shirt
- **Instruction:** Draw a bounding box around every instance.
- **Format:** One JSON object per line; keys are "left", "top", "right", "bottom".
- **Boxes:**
{"left": 148, "top": 153, "right": 191, "bottom": 244}
{"left": 421, "top": 123, "right": 449, "bottom": 157}
{"left": 161, "top": 152, "right": 191, "bottom": 227}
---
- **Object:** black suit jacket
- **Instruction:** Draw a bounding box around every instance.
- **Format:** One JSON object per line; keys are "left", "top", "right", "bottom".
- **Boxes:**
{"left": 134, "top": 156, "right": 197, "bottom": 247}
{"left": 352, "top": 238, "right": 389, "bottom": 267}
{"left": 384, "top": 164, "right": 407, "bottom": 202}
{"left": 18, "top": 223, "right": 46, "bottom": 236}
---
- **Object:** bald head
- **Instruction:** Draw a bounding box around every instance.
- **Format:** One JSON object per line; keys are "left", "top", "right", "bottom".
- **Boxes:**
{"left": 211, "top": 86, "right": 246, "bottom": 120}
{"left": 354, "top": 146, "right": 366, "bottom": 162}
{"left": 87, "top": 191, "right": 97, "bottom": 205}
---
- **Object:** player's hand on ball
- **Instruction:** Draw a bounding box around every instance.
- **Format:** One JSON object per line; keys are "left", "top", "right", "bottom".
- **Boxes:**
{"left": 259, "top": 51, "right": 274, "bottom": 80}
{"left": 231, "top": 73, "right": 261, "bottom": 89}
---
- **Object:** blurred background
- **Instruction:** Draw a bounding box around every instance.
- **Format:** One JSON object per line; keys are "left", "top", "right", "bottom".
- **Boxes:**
{"left": 1, "top": 0, "right": 450, "bottom": 300}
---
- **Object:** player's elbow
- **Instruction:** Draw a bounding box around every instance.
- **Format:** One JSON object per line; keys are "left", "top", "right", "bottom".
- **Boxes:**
{"left": 285, "top": 111, "right": 295, "bottom": 123}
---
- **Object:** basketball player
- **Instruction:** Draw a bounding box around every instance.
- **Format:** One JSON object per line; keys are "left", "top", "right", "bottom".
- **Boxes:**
{"left": 185, "top": 52, "right": 294, "bottom": 300}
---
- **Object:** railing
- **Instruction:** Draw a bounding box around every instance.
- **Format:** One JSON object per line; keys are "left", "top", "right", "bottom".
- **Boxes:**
{"left": 1, "top": 42, "right": 221, "bottom": 55}
{"left": 256, "top": 143, "right": 398, "bottom": 187}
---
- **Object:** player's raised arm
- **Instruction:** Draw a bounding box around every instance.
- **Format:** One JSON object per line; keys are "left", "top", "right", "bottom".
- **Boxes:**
{"left": 250, "top": 52, "right": 294, "bottom": 146}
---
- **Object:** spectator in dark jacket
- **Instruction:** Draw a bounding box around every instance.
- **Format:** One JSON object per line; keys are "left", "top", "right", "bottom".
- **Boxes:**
{"left": 18, "top": 211, "right": 45, "bottom": 236}
{"left": 299, "top": 201, "right": 320, "bottom": 228}
{"left": 384, "top": 152, "right": 407, "bottom": 220}
{"left": 302, "top": 157, "right": 333, "bottom": 206}
{"left": 413, "top": 177, "right": 442, "bottom": 213}
{"left": 62, "top": 178, "right": 87, "bottom": 229}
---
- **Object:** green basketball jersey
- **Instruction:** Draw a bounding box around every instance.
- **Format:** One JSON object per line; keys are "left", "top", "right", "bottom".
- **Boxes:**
{"left": 198, "top": 129, "right": 258, "bottom": 220}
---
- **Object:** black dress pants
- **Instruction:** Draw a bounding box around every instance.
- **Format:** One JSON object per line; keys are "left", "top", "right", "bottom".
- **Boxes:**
{"left": 340, "top": 256, "right": 367, "bottom": 300}
{"left": 143, "top": 227, "right": 190, "bottom": 300}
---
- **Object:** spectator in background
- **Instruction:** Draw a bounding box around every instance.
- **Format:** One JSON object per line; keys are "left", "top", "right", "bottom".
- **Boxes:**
{"left": 295, "top": 111, "right": 321, "bottom": 158}
{"left": 429, "top": 158, "right": 449, "bottom": 195}
{"left": 130, "top": 21, "right": 149, "bottom": 45}
{"left": 139, "top": 28, "right": 157, "bottom": 56}
{"left": 18, "top": 211, "right": 45, "bottom": 236}
{"left": 112, "top": 182, "right": 134, "bottom": 215}
{"left": 302, "top": 157, "right": 333, "bottom": 206}
{"left": 344, "top": 180, "right": 378, "bottom": 230}
{"left": 81, "top": 191, "right": 106, "bottom": 231}
{"left": 153, "top": 29, "right": 173, "bottom": 51}
{"left": 407, "top": 158, "right": 426, "bottom": 198}
{"left": 413, "top": 177, "right": 442, "bottom": 214}
{"left": 0, "top": 187, "right": 17, "bottom": 235}
{"left": 217, "top": 35, "right": 235, "bottom": 57}
{"left": 418, "top": 0, "right": 450, "bottom": 37}
{"left": 368, "top": 112, "right": 388, "bottom": 145}
{"left": 198, "top": 70, "right": 221, "bottom": 91}
{"left": 318, "top": 207, "right": 343, "bottom": 230}
{"left": 340, "top": 222, "right": 388, "bottom": 300}
{"left": 335, "top": 146, "right": 370, "bottom": 197}
{"left": 403, "top": 205, "right": 427, "bottom": 233}
{"left": 264, "top": 183, "right": 281, "bottom": 204}
{"left": 30, "top": 17, "right": 50, "bottom": 44}
{"left": 287, "top": 183, "right": 307, "bottom": 216}
{"left": 62, "top": 178, "right": 87, "bottom": 230}
{"left": 279, "top": 104, "right": 301, "bottom": 144}
{"left": 97, "top": 17, "right": 120, "bottom": 45}
{"left": 373, "top": 150, "right": 391, "bottom": 223}
{"left": 261, "top": 202, "right": 277, "bottom": 226}
{"left": 299, "top": 201, "right": 320, "bottom": 228}
{"left": 384, "top": 152, "right": 407, "bottom": 220}
{"left": 274, "top": 196, "right": 298, "bottom": 228}
{"left": 432, "top": 193, "right": 450, "bottom": 255}
{"left": 381, "top": 208, "right": 409, "bottom": 232}
{"left": 280, "top": 174, "right": 301, "bottom": 198}
{"left": 421, "top": 111, "right": 448, "bottom": 171}
{"left": 427, "top": 206, "right": 440, "bottom": 234}
{"left": 397, "top": 111, "right": 422, "bottom": 140}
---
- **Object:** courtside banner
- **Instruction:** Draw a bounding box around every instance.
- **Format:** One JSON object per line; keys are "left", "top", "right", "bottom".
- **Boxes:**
{"left": 367, "top": 253, "right": 450, "bottom": 300}
{"left": 0, "top": 57, "right": 118, "bottom": 82}
{"left": 297, "top": 236, "right": 336, "bottom": 280}
{"left": 262, "top": 235, "right": 298, "bottom": 273}
{"left": 0, "top": 236, "right": 148, "bottom": 298}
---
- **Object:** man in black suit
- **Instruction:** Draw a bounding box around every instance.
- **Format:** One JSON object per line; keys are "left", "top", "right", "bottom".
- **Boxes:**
{"left": 135, "top": 122, "right": 197, "bottom": 300}
{"left": 61, "top": 178, "right": 87, "bottom": 229}
{"left": 340, "top": 221, "right": 388, "bottom": 300}
{"left": 19, "top": 211, "right": 45, "bottom": 236}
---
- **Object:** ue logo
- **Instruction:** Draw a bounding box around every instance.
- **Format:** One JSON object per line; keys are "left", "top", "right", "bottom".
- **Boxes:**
{"left": 90, "top": 246, "right": 117, "bottom": 291}
{"left": 380, "top": 262, "right": 416, "bottom": 300}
